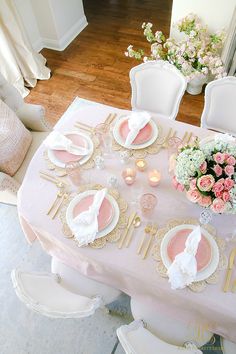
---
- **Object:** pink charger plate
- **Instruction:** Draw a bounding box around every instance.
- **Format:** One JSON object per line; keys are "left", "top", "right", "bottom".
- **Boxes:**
{"left": 167, "top": 228, "right": 212, "bottom": 272}
{"left": 73, "top": 195, "right": 114, "bottom": 231}
{"left": 119, "top": 119, "right": 152, "bottom": 145}
{"left": 53, "top": 133, "right": 88, "bottom": 163}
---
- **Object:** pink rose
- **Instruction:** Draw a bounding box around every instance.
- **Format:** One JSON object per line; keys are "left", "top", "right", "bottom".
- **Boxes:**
{"left": 224, "top": 178, "right": 235, "bottom": 191}
{"left": 225, "top": 165, "right": 235, "bottom": 177}
{"left": 186, "top": 189, "right": 201, "bottom": 203}
{"left": 211, "top": 198, "right": 226, "bottom": 213}
{"left": 172, "top": 176, "right": 185, "bottom": 192}
{"left": 223, "top": 153, "right": 230, "bottom": 161}
{"left": 197, "top": 175, "right": 215, "bottom": 192}
{"left": 213, "top": 152, "right": 225, "bottom": 164}
{"left": 199, "top": 161, "right": 207, "bottom": 174}
{"left": 213, "top": 164, "right": 223, "bottom": 177}
{"left": 198, "top": 195, "right": 212, "bottom": 207}
{"left": 227, "top": 156, "right": 236, "bottom": 166}
{"left": 222, "top": 191, "right": 230, "bottom": 202}
{"left": 189, "top": 178, "right": 197, "bottom": 190}
{"left": 212, "top": 181, "right": 224, "bottom": 195}
{"left": 218, "top": 178, "right": 225, "bottom": 184}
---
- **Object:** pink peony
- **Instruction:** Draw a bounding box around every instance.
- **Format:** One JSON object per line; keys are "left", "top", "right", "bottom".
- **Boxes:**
{"left": 227, "top": 156, "right": 236, "bottom": 166}
{"left": 212, "top": 181, "right": 224, "bottom": 195}
{"left": 213, "top": 164, "right": 223, "bottom": 177}
{"left": 223, "top": 153, "right": 230, "bottom": 161}
{"left": 222, "top": 191, "right": 230, "bottom": 202}
{"left": 224, "top": 178, "right": 235, "bottom": 191}
{"left": 213, "top": 152, "right": 225, "bottom": 164}
{"left": 197, "top": 175, "right": 215, "bottom": 192}
{"left": 199, "top": 161, "right": 207, "bottom": 174}
{"left": 186, "top": 189, "right": 201, "bottom": 203}
{"left": 211, "top": 198, "right": 226, "bottom": 213}
{"left": 225, "top": 165, "right": 235, "bottom": 177}
{"left": 189, "top": 178, "right": 197, "bottom": 190}
{"left": 172, "top": 176, "right": 185, "bottom": 192}
{"left": 198, "top": 195, "right": 212, "bottom": 207}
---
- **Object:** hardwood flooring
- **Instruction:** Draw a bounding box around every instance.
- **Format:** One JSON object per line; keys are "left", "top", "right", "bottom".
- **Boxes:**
{"left": 25, "top": 0, "right": 204, "bottom": 126}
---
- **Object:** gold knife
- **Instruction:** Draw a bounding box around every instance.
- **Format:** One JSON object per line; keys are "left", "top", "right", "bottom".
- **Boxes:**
{"left": 118, "top": 212, "right": 136, "bottom": 249}
{"left": 162, "top": 128, "right": 173, "bottom": 148}
{"left": 186, "top": 132, "right": 193, "bottom": 145}
{"left": 223, "top": 248, "right": 236, "bottom": 292}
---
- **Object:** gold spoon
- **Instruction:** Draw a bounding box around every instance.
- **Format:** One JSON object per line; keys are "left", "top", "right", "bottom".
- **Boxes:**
{"left": 125, "top": 216, "right": 141, "bottom": 247}
{"left": 142, "top": 224, "right": 158, "bottom": 259}
{"left": 137, "top": 223, "right": 152, "bottom": 254}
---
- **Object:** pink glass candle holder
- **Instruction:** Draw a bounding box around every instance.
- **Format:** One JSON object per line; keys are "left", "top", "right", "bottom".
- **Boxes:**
{"left": 140, "top": 193, "right": 157, "bottom": 214}
{"left": 122, "top": 168, "right": 136, "bottom": 185}
{"left": 135, "top": 159, "right": 147, "bottom": 172}
{"left": 148, "top": 169, "right": 161, "bottom": 187}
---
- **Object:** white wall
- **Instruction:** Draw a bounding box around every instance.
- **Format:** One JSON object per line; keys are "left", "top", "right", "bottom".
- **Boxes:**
{"left": 14, "top": 0, "right": 88, "bottom": 52}
{"left": 170, "top": 0, "right": 236, "bottom": 38}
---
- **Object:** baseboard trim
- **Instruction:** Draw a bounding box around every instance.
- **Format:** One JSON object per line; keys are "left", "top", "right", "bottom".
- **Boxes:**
{"left": 41, "top": 15, "right": 88, "bottom": 51}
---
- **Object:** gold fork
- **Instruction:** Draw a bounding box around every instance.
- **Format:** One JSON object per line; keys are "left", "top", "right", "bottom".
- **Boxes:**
{"left": 51, "top": 192, "right": 69, "bottom": 220}
{"left": 47, "top": 190, "right": 64, "bottom": 215}
{"left": 142, "top": 224, "right": 158, "bottom": 259}
{"left": 137, "top": 223, "right": 152, "bottom": 254}
{"left": 162, "top": 128, "right": 174, "bottom": 148}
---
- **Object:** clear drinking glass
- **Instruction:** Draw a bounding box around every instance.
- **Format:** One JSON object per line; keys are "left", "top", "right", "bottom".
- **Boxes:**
{"left": 65, "top": 161, "right": 82, "bottom": 186}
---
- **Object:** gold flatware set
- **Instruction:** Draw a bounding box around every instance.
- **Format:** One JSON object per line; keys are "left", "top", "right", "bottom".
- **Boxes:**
{"left": 137, "top": 223, "right": 158, "bottom": 259}
{"left": 74, "top": 113, "right": 117, "bottom": 133}
{"left": 223, "top": 248, "right": 236, "bottom": 293}
{"left": 118, "top": 212, "right": 137, "bottom": 249}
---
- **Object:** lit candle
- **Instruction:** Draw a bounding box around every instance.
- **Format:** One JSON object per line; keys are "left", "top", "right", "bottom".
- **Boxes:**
{"left": 148, "top": 169, "right": 161, "bottom": 187}
{"left": 122, "top": 168, "right": 136, "bottom": 185}
{"left": 135, "top": 159, "right": 147, "bottom": 172}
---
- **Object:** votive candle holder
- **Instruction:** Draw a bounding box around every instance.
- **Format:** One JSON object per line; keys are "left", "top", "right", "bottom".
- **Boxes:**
{"left": 148, "top": 169, "right": 161, "bottom": 187}
{"left": 122, "top": 168, "right": 136, "bottom": 185}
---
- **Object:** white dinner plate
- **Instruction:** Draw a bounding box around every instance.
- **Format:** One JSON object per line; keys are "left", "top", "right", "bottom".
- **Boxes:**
{"left": 47, "top": 131, "right": 94, "bottom": 168}
{"left": 113, "top": 116, "right": 159, "bottom": 149}
{"left": 161, "top": 224, "right": 219, "bottom": 282}
{"left": 66, "top": 190, "right": 120, "bottom": 243}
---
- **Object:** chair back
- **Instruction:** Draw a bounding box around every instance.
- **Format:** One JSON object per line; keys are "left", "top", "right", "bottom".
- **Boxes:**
{"left": 130, "top": 60, "right": 187, "bottom": 120}
{"left": 117, "top": 320, "right": 203, "bottom": 354}
{"left": 130, "top": 298, "right": 212, "bottom": 347}
{"left": 201, "top": 76, "right": 236, "bottom": 135}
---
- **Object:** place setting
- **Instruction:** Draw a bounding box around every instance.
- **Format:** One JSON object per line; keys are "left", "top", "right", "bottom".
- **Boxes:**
{"left": 43, "top": 129, "right": 102, "bottom": 176}
{"left": 59, "top": 183, "right": 129, "bottom": 249}
{"left": 152, "top": 218, "right": 227, "bottom": 293}
{"left": 111, "top": 111, "right": 164, "bottom": 158}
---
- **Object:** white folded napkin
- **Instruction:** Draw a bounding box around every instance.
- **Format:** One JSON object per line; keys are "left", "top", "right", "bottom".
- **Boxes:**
{"left": 72, "top": 188, "right": 107, "bottom": 246}
{"left": 44, "top": 131, "right": 89, "bottom": 156}
{"left": 124, "top": 111, "right": 151, "bottom": 147}
{"left": 167, "top": 226, "right": 202, "bottom": 290}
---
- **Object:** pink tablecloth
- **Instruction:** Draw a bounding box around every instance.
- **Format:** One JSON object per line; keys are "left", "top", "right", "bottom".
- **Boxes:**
{"left": 18, "top": 101, "right": 236, "bottom": 342}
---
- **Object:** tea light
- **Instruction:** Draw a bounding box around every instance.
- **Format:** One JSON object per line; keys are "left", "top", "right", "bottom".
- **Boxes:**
{"left": 148, "top": 169, "right": 161, "bottom": 187}
{"left": 122, "top": 168, "right": 136, "bottom": 185}
{"left": 135, "top": 159, "right": 147, "bottom": 172}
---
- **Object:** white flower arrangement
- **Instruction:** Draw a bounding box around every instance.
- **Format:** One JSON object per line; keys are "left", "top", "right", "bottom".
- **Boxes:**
{"left": 125, "top": 14, "right": 226, "bottom": 82}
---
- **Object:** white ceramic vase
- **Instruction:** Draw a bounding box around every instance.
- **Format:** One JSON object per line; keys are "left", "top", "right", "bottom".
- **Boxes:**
{"left": 187, "top": 75, "right": 207, "bottom": 95}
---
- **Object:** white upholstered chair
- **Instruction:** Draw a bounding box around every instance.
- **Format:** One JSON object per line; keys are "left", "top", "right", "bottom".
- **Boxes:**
{"left": 201, "top": 76, "right": 236, "bottom": 136}
{"left": 129, "top": 60, "right": 187, "bottom": 120}
{"left": 0, "top": 72, "right": 51, "bottom": 205}
{"left": 117, "top": 320, "right": 203, "bottom": 354}
{"left": 221, "top": 338, "right": 236, "bottom": 354}
{"left": 130, "top": 298, "right": 212, "bottom": 348}
{"left": 11, "top": 258, "right": 121, "bottom": 318}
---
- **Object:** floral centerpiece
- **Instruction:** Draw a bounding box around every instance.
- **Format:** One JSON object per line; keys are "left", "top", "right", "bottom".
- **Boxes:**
{"left": 125, "top": 14, "right": 226, "bottom": 88}
{"left": 172, "top": 134, "right": 236, "bottom": 214}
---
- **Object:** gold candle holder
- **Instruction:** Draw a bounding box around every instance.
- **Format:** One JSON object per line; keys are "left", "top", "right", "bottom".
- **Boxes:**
{"left": 122, "top": 168, "right": 136, "bottom": 185}
{"left": 148, "top": 169, "right": 161, "bottom": 187}
{"left": 135, "top": 159, "right": 147, "bottom": 172}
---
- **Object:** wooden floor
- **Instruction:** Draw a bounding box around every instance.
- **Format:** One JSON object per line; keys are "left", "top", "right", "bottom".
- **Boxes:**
{"left": 25, "top": 0, "right": 204, "bottom": 126}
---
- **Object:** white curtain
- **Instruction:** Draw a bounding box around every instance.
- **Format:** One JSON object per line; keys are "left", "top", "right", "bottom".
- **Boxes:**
{"left": 0, "top": 0, "right": 51, "bottom": 97}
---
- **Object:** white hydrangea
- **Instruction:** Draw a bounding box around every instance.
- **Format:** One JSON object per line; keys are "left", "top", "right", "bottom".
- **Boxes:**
{"left": 175, "top": 148, "right": 205, "bottom": 185}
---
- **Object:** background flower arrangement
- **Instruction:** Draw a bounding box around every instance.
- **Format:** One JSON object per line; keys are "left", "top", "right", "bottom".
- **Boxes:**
{"left": 172, "top": 135, "right": 236, "bottom": 214}
{"left": 125, "top": 14, "right": 226, "bottom": 83}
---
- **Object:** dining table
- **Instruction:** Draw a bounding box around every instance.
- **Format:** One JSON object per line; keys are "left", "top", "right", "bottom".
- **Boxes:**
{"left": 17, "top": 98, "right": 236, "bottom": 343}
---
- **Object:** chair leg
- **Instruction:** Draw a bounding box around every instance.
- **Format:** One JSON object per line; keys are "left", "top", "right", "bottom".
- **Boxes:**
{"left": 110, "top": 337, "right": 119, "bottom": 354}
